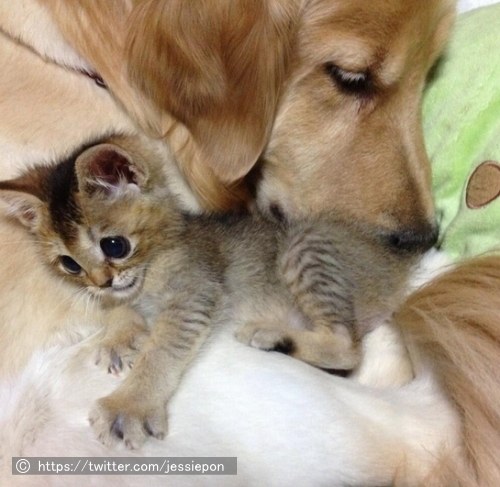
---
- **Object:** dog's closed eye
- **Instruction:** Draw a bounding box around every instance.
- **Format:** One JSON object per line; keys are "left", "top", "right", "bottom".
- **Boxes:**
{"left": 324, "top": 63, "right": 374, "bottom": 97}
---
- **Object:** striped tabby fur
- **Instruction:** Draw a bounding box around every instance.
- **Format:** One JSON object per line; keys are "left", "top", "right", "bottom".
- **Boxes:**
{"left": 0, "top": 135, "right": 417, "bottom": 449}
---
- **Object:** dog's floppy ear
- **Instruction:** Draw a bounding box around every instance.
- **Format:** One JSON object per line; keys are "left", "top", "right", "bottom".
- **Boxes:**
{"left": 126, "top": 0, "right": 296, "bottom": 184}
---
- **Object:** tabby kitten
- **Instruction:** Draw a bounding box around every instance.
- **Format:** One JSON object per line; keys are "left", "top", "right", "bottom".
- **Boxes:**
{"left": 0, "top": 136, "right": 417, "bottom": 449}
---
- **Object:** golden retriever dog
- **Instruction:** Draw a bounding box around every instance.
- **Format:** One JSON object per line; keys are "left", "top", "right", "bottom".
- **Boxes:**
{"left": 7, "top": 2, "right": 494, "bottom": 486}
{"left": 3, "top": 0, "right": 454, "bottom": 251}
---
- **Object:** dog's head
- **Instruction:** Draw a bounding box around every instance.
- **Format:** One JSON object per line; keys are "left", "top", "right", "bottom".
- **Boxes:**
{"left": 257, "top": 0, "right": 456, "bottom": 252}
{"left": 124, "top": 0, "right": 455, "bottom": 251}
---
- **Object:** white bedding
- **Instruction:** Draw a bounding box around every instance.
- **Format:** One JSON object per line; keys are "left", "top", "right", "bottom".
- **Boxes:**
{"left": 458, "top": 0, "right": 499, "bottom": 12}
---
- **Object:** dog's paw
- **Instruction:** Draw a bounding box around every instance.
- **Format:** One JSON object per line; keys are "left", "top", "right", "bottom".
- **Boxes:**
{"left": 89, "top": 393, "right": 167, "bottom": 450}
{"left": 95, "top": 322, "right": 149, "bottom": 375}
{"left": 235, "top": 323, "right": 295, "bottom": 355}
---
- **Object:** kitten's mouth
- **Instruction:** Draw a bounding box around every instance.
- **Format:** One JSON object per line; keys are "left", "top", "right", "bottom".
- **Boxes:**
{"left": 107, "top": 276, "right": 143, "bottom": 301}
{"left": 113, "top": 277, "right": 138, "bottom": 292}
{"left": 93, "top": 274, "right": 143, "bottom": 302}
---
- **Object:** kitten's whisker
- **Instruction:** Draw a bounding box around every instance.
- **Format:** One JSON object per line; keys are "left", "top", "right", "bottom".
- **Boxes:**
{"left": 68, "top": 288, "right": 87, "bottom": 310}
{"left": 0, "top": 240, "right": 45, "bottom": 246}
{"left": 59, "top": 283, "right": 98, "bottom": 321}
{"left": 83, "top": 289, "right": 98, "bottom": 320}
{"left": 62, "top": 289, "right": 89, "bottom": 316}
{"left": 46, "top": 278, "right": 82, "bottom": 311}
{"left": 82, "top": 292, "right": 92, "bottom": 321}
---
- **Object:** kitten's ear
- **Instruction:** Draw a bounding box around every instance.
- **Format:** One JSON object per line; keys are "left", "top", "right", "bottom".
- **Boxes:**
{"left": 0, "top": 178, "right": 45, "bottom": 230}
{"left": 75, "top": 144, "right": 147, "bottom": 197}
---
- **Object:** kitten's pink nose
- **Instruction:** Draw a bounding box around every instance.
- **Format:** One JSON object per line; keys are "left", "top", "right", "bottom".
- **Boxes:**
{"left": 89, "top": 269, "right": 113, "bottom": 288}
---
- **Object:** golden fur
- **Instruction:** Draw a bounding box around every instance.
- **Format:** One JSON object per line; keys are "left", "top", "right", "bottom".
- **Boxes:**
{"left": 396, "top": 255, "right": 500, "bottom": 486}
{"left": 36, "top": 0, "right": 454, "bottom": 241}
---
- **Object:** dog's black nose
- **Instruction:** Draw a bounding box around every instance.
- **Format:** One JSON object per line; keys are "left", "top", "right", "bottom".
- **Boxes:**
{"left": 386, "top": 225, "right": 439, "bottom": 253}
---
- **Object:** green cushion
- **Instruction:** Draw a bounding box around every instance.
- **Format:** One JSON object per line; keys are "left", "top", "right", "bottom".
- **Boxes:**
{"left": 423, "top": 3, "right": 500, "bottom": 259}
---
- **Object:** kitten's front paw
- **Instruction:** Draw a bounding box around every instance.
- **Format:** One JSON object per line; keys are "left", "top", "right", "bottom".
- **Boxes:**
{"left": 236, "top": 322, "right": 361, "bottom": 370}
{"left": 235, "top": 323, "right": 295, "bottom": 354}
{"left": 95, "top": 322, "right": 149, "bottom": 375}
{"left": 89, "top": 393, "right": 167, "bottom": 450}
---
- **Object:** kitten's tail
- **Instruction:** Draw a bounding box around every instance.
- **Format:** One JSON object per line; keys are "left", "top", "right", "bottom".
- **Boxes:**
{"left": 395, "top": 255, "right": 500, "bottom": 486}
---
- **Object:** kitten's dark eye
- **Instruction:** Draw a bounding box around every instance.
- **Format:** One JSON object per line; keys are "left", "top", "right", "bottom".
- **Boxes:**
{"left": 60, "top": 255, "right": 82, "bottom": 275}
{"left": 324, "top": 63, "right": 373, "bottom": 96}
{"left": 100, "top": 236, "right": 131, "bottom": 259}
